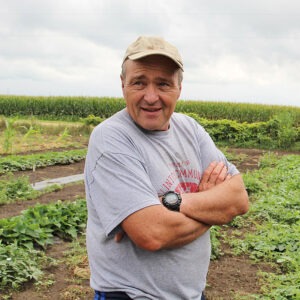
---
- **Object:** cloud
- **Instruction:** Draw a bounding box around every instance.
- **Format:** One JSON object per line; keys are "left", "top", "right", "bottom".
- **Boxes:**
{"left": 0, "top": 0, "right": 299, "bottom": 106}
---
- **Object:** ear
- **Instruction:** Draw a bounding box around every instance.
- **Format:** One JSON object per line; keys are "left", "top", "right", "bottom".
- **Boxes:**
{"left": 176, "top": 84, "right": 182, "bottom": 101}
{"left": 120, "top": 74, "right": 125, "bottom": 89}
{"left": 120, "top": 75, "right": 126, "bottom": 97}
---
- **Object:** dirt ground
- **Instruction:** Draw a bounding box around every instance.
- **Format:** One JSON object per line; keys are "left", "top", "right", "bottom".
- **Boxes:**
{"left": 0, "top": 148, "right": 292, "bottom": 299}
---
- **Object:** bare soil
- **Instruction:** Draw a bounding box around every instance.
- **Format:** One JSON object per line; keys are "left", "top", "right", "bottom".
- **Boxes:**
{"left": 0, "top": 148, "right": 294, "bottom": 299}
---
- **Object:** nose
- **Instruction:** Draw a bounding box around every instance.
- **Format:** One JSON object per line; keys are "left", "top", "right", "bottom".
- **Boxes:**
{"left": 144, "top": 84, "right": 159, "bottom": 104}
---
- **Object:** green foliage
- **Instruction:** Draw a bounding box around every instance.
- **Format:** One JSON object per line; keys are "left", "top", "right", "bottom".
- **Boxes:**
{"left": 230, "top": 154, "right": 300, "bottom": 298}
{"left": 0, "top": 242, "right": 44, "bottom": 290}
{"left": 80, "top": 114, "right": 104, "bottom": 126}
{"left": 0, "top": 199, "right": 87, "bottom": 290}
{"left": 1, "top": 96, "right": 299, "bottom": 150}
{"left": 259, "top": 271, "right": 300, "bottom": 299}
{"left": 0, "top": 199, "right": 87, "bottom": 249}
{"left": 0, "top": 173, "right": 39, "bottom": 205}
{"left": 242, "top": 171, "right": 266, "bottom": 195}
{"left": 210, "top": 226, "right": 222, "bottom": 260}
{"left": 257, "top": 152, "right": 279, "bottom": 168}
{"left": 186, "top": 113, "right": 300, "bottom": 150}
{"left": 0, "top": 95, "right": 125, "bottom": 120}
{"left": 175, "top": 100, "right": 300, "bottom": 125}
{"left": 1, "top": 95, "right": 299, "bottom": 125}
{"left": 0, "top": 148, "right": 87, "bottom": 174}
{"left": 265, "top": 112, "right": 299, "bottom": 149}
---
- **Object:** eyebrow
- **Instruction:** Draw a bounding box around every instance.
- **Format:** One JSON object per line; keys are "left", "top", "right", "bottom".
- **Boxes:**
{"left": 130, "top": 75, "right": 172, "bottom": 83}
{"left": 130, "top": 75, "right": 146, "bottom": 81}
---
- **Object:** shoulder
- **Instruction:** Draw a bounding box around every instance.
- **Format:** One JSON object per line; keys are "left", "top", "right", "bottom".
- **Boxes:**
{"left": 88, "top": 109, "right": 142, "bottom": 155}
{"left": 91, "top": 109, "right": 133, "bottom": 139}
{"left": 171, "top": 112, "right": 211, "bottom": 146}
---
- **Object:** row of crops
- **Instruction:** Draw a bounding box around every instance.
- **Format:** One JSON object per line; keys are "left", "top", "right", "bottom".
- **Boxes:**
{"left": 0, "top": 95, "right": 299, "bottom": 124}
{"left": 0, "top": 149, "right": 87, "bottom": 205}
{"left": 1, "top": 96, "right": 299, "bottom": 151}
{"left": 0, "top": 199, "right": 87, "bottom": 289}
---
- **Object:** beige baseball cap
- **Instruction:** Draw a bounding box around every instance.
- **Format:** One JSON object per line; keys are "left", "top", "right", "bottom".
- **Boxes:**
{"left": 122, "top": 36, "right": 184, "bottom": 71}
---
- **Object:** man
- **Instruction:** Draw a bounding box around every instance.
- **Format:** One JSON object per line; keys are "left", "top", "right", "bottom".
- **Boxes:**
{"left": 84, "top": 36, "right": 249, "bottom": 300}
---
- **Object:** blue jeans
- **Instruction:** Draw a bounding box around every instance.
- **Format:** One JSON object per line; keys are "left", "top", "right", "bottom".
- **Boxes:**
{"left": 94, "top": 291, "right": 131, "bottom": 300}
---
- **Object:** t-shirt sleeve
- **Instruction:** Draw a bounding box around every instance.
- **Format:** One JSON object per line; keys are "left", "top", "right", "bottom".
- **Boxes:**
{"left": 87, "top": 151, "right": 160, "bottom": 237}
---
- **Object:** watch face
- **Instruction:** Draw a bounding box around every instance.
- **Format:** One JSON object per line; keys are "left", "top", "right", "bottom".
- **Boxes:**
{"left": 165, "top": 193, "right": 179, "bottom": 205}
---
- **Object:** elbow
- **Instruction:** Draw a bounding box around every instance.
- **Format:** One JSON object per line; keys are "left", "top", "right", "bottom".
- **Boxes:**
{"left": 138, "top": 240, "right": 163, "bottom": 252}
{"left": 232, "top": 174, "right": 250, "bottom": 216}
{"left": 130, "top": 233, "right": 164, "bottom": 252}
{"left": 230, "top": 188, "right": 249, "bottom": 219}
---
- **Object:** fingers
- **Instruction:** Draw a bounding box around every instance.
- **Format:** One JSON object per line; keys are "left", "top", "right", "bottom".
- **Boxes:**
{"left": 211, "top": 162, "right": 227, "bottom": 184}
{"left": 114, "top": 231, "right": 125, "bottom": 242}
{"left": 200, "top": 161, "right": 217, "bottom": 184}
{"left": 199, "top": 161, "right": 230, "bottom": 191}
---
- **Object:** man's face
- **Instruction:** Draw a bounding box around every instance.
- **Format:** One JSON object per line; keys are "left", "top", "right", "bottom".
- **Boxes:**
{"left": 121, "top": 55, "right": 182, "bottom": 131}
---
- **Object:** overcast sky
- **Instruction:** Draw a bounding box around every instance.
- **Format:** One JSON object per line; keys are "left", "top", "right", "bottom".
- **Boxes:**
{"left": 0, "top": 0, "right": 299, "bottom": 106}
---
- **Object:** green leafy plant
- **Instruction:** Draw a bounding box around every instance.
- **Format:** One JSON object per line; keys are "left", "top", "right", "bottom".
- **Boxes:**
{"left": 186, "top": 113, "right": 300, "bottom": 150}
{"left": 0, "top": 199, "right": 87, "bottom": 290}
{"left": 228, "top": 154, "right": 300, "bottom": 298}
{"left": 210, "top": 226, "right": 222, "bottom": 260}
{"left": 80, "top": 114, "right": 104, "bottom": 126}
{"left": 22, "top": 124, "right": 40, "bottom": 139}
{"left": 0, "top": 242, "right": 44, "bottom": 290}
{"left": 0, "top": 199, "right": 87, "bottom": 249}
{"left": 0, "top": 173, "right": 39, "bottom": 205}
{"left": 0, "top": 148, "right": 86, "bottom": 175}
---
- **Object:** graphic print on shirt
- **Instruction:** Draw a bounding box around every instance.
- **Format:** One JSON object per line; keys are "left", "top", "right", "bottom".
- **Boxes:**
{"left": 158, "top": 159, "right": 201, "bottom": 195}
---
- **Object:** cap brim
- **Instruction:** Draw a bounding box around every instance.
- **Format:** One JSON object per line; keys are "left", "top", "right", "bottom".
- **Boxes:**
{"left": 127, "top": 50, "right": 184, "bottom": 71}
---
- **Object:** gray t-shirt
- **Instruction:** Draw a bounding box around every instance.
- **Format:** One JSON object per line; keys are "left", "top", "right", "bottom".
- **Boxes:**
{"left": 85, "top": 109, "right": 238, "bottom": 300}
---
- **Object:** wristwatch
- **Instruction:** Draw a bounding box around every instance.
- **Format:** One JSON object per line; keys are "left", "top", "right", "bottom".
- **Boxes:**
{"left": 162, "top": 191, "right": 182, "bottom": 211}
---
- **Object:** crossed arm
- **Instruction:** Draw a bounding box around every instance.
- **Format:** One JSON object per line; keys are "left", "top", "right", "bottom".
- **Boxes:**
{"left": 119, "top": 162, "right": 249, "bottom": 251}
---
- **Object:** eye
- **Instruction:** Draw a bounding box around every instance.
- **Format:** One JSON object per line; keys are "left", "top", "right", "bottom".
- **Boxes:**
{"left": 132, "top": 81, "right": 145, "bottom": 88}
{"left": 158, "top": 81, "right": 172, "bottom": 90}
{"left": 158, "top": 82, "right": 169, "bottom": 87}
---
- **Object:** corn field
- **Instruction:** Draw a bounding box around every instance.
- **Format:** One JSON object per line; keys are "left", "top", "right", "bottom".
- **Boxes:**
{"left": 0, "top": 95, "right": 299, "bottom": 125}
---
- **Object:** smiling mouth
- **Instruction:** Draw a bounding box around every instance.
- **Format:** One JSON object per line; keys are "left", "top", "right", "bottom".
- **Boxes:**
{"left": 141, "top": 107, "right": 162, "bottom": 112}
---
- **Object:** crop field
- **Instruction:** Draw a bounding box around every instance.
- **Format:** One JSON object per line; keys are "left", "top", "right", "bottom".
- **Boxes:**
{"left": 0, "top": 96, "right": 299, "bottom": 299}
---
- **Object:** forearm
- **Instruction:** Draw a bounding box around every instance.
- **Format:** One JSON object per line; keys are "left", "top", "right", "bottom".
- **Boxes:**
{"left": 156, "top": 212, "right": 211, "bottom": 249}
{"left": 121, "top": 205, "right": 210, "bottom": 251}
{"left": 180, "top": 174, "right": 249, "bottom": 225}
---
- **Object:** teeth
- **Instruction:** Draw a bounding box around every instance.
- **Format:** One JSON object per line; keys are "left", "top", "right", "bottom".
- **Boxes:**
{"left": 144, "top": 108, "right": 160, "bottom": 111}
